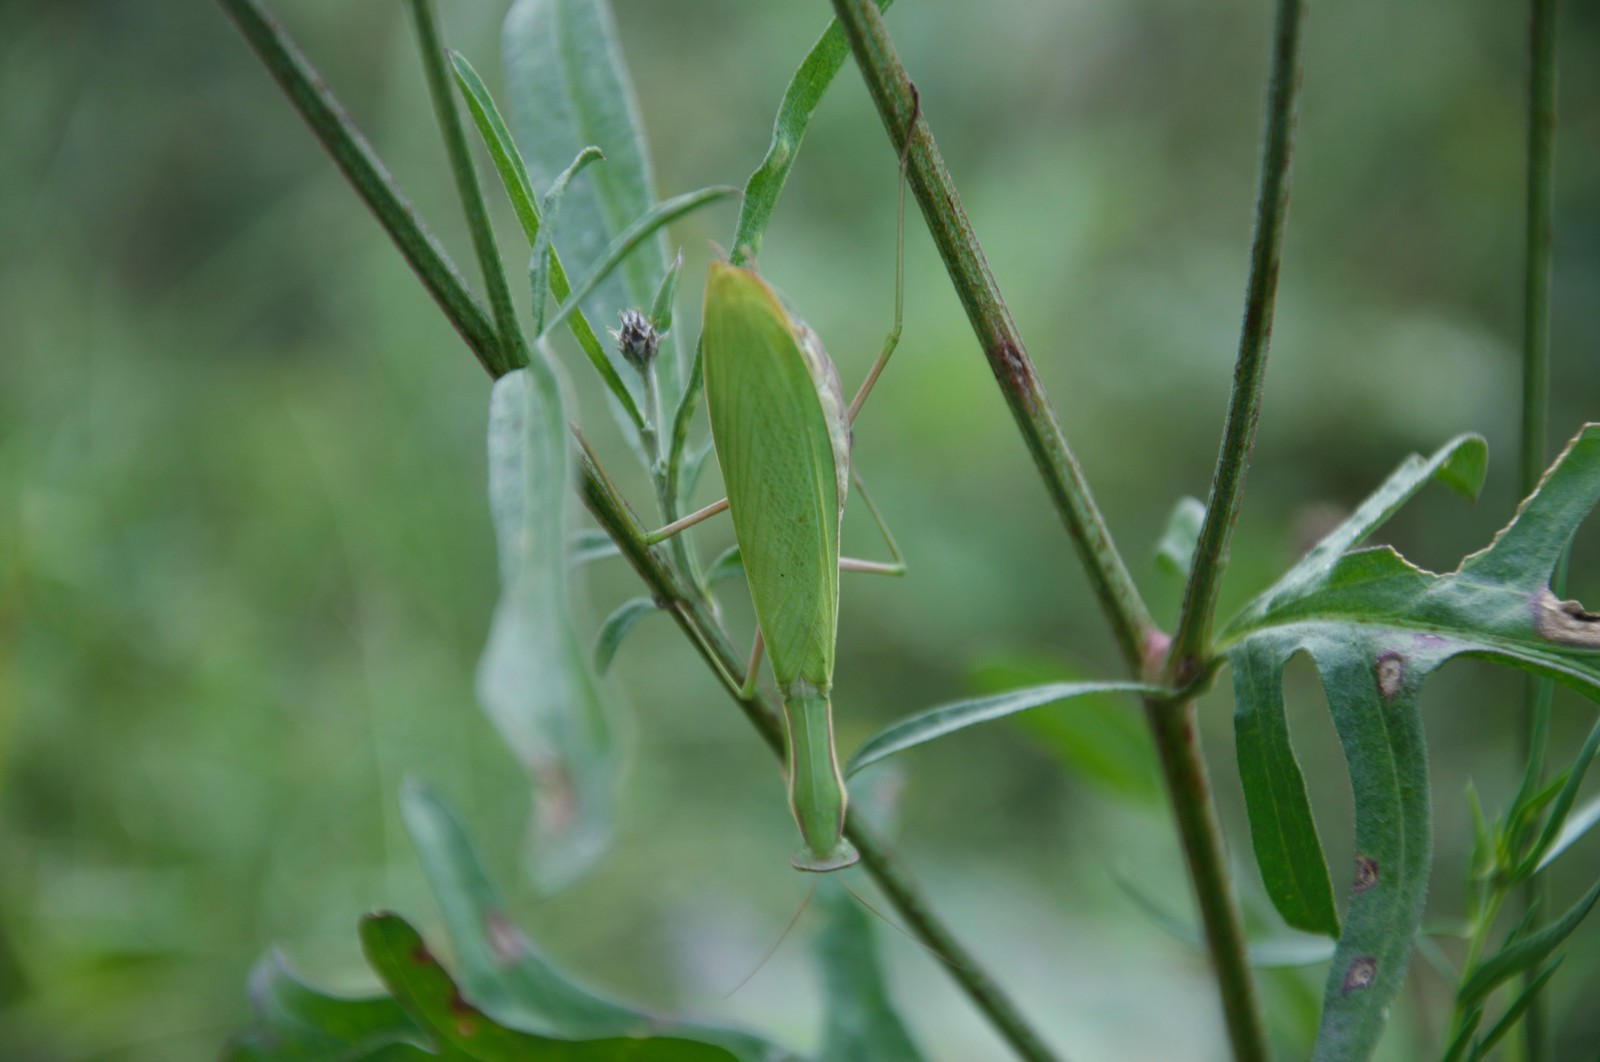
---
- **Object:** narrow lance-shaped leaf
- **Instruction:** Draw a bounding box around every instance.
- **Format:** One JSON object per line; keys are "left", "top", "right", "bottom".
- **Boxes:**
{"left": 478, "top": 361, "right": 617, "bottom": 893}
{"left": 451, "top": 52, "right": 636, "bottom": 435}
{"left": 504, "top": 0, "right": 680, "bottom": 392}
{"left": 1464, "top": 958, "right": 1563, "bottom": 1062}
{"left": 544, "top": 185, "right": 740, "bottom": 338}
{"left": 670, "top": 0, "right": 896, "bottom": 492}
{"left": 1456, "top": 877, "right": 1600, "bottom": 1013}
{"left": 846, "top": 681, "right": 1166, "bottom": 777}
{"left": 593, "top": 597, "right": 658, "bottom": 674}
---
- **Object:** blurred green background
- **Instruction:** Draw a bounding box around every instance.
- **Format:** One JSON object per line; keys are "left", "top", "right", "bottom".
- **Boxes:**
{"left": 4, "top": 1, "right": 1599, "bottom": 1058}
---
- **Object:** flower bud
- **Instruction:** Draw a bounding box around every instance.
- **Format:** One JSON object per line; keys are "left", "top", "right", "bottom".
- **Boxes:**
{"left": 612, "top": 308, "right": 659, "bottom": 373}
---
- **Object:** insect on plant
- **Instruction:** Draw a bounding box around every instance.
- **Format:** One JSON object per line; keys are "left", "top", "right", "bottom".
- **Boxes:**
{"left": 642, "top": 110, "right": 918, "bottom": 874}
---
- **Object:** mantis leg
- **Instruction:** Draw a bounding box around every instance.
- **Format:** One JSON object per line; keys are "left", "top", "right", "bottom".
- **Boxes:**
{"left": 643, "top": 496, "right": 728, "bottom": 544}
{"left": 845, "top": 89, "right": 920, "bottom": 427}
{"left": 738, "top": 629, "right": 765, "bottom": 700}
{"left": 838, "top": 469, "right": 907, "bottom": 576}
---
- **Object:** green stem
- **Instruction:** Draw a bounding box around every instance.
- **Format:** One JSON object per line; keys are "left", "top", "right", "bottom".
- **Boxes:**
{"left": 574, "top": 436, "right": 1061, "bottom": 1062}
{"left": 827, "top": 0, "right": 1154, "bottom": 673}
{"left": 218, "top": 7, "right": 1054, "bottom": 1053}
{"left": 1167, "top": 0, "right": 1309, "bottom": 683}
{"left": 1517, "top": 3, "right": 1560, "bottom": 1059}
{"left": 405, "top": 0, "right": 528, "bottom": 372}
{"left": 829, "top": 1, "right": 1271, "bottom": 1057}
{"left": 1145, "top": 698, "right": 1268, "bottom": 1062}
{"left": 215, "top": 0, "right": 507, "bottom": 375}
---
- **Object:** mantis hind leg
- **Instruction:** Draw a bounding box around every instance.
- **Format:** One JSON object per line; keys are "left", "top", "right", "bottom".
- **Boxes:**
{"left": 838, "top": 469, "right": 907, "bottom": 577}
{"left": 845, "top": 87, "right": 920, "bottom": 427}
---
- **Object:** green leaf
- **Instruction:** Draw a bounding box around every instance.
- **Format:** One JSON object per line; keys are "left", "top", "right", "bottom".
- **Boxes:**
{"left": 728, "top": 0, "right": 896, "bottom": 266}
{"left": 359, "top": 913, "right": 738, "bottom": 1061}
{"left": 593, "top": 597, "right": 658, "bottom": 674}
{"left": 813, "top": 883, "right": 926, "bottom": 1062}
{"left": 544, "top": 185, "right": 740, "bottom": 338}
{"left": 968, "top": 657, "right": 1161, "bottom": 804}
{"left": 1155, "top": 496, "right": 1206, "bottom": 582}
{"left": 450, "top": 52, "right": 538, "bottom": 246}
{"left": 479, "top": 367, "right": 618, "bottom": 892}
{"left": 397, "top": 784, "right": 784, "bottom": 1060}
{"left": 706, "top": 544, "right": 744, "bottom": 585}
{"left": 1464, "top": 958, "right": 1562, "bottom": 1062}
{"left": 1218, "top": 426, "right": 1600, "bottom": 1060}
{"left": 1457, "top": 877, "right": 1600, "bottom": 1013}
{"left": 1524, "top": 717, "right": 1600, "bottom": 875}
{"left": 1535, "top": 789, "right": 1600, "bottom": 872}
{"left": 503, "top": 0, "right": 681, "bottom": 387}
{"left": 648, "top": 251, "right": 682, "bottom": 334}
{"left": 1113, "top": 873, "right": 1337, "bottom": 969}
{"left": 451, "top": 51, "right": 633, "bottom": 438}
{"left": 226, "top": 949, "right": 432, "bottom": 1061}
{"left": 568, "top": 529, "right": 621, "bottom": 568}
{"left": 1231, "top": 639, "right": 1340, "bottom": 938}
{"left": 531, "top": 146, "right": 606, "bottom": 338}
{"left": 844, "top": 680, "right": 1165, "bottom": 777}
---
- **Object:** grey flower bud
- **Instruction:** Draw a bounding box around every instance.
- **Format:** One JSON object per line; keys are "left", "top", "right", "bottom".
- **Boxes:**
{"left": 612, "top": 309, "right": 659, "bottom": 372}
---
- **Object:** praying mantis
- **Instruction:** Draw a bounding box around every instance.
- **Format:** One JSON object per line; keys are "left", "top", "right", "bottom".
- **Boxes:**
{"left": 643, "top": 139, "right": 913, "bottom": 874}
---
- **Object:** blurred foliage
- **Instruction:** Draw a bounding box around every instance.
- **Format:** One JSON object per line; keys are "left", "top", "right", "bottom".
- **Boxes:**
{"left": 3, "top": 0, "right": 1599, "bottom": 1059}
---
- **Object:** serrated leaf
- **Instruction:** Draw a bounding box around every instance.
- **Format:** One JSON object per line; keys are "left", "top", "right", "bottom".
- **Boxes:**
{"left": 1155, "top": 496, "right": 1206, "bottom": 582}
{"left": 359, "top": 913, "right": 738, "bottom": 1062}
{"left": 593, "top": 597, "right": 658, "bottom": 674}
{"left": 845, "top": 681, "right": 1165, "bottom": 777}
{"left": 504, "top": 0, "right": 679, "bottom": 393}
{"left": 1218, "top": 426, "right": 1600, "bottom": 1061}
{"left": 1457, "top": 878, "right": 1600, "bottom": 1013}
{"left": 813, "top": 883, "right": 926, "bottom": 1062}
{"left": 479, "top": 366, "right": 618, "bottom": 893}
{"left": 226, "top": 950, "right": 432, "bottom": 1061}
{"left": 396, "top": 784, "right": 785, "bottom": 1060}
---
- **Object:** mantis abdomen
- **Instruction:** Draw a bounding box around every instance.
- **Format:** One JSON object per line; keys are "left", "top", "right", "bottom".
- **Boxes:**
{"left": 782, "top": 681, "right": 857, "bottom": 872}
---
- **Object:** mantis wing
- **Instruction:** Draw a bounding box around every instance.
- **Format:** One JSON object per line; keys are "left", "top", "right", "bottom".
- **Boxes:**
{"left": 702, "top": 262, "right": 847, "bottom": 694}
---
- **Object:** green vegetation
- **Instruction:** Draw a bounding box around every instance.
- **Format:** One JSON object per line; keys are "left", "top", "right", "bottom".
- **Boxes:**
{"left": 3, "top": 1, "right": 1597, "bottom": 1059}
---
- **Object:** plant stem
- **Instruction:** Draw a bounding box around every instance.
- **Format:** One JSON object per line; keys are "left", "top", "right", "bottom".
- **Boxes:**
{"left": 829, "top": 1, "right": 1272, "bottom": 1057}
{"left": 405, "top": 0, "right": 528, "bottom": 373}
{"left": 1167, "top": 0, "right": 1308, "bottom": 683}
{"left": 217, "top": 6, "right": 1055, "bottom": 1055}
{"left": 1517, "top": 3, "right": 1560, "bottom": 1059}
{"left": 827, "top": 0, "right": 1154, "bottom": 673}
{"left": 574, "top": 434, "right": 1062, "bottom": 1062}
{"left": 1144, "top": 697, "right": 1267, "bottom": 1061}
{"left": 215, "top": 0, "right": 507, "bottom": 376}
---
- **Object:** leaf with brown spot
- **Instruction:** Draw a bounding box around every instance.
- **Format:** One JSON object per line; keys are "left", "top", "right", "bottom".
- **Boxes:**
{"left": 1220, "top": 426, "right": 1600, "bottom": 1061}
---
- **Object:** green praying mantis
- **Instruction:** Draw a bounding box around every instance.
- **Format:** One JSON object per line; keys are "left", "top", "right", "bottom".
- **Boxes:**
{"left": 642, "top": 138, "right": 914, "bottom": 874}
